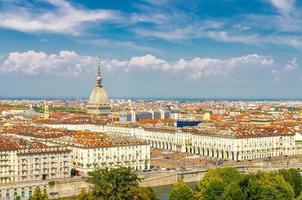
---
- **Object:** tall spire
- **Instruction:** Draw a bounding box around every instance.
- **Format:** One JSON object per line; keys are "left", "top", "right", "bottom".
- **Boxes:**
{"left": 96, "top": 56, "right": 103, "bottom": 87}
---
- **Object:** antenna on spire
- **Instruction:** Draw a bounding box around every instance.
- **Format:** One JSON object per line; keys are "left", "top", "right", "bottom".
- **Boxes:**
{"left": 96, "top": 56, "right": 103, "bottom": 87}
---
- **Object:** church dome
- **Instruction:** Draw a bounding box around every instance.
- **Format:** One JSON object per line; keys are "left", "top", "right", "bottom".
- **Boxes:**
{"left": 88, "top": 86, "right": 109, "bottom": 106}
{"left": 87, "top": 57, "right": 111, "bottom": 116}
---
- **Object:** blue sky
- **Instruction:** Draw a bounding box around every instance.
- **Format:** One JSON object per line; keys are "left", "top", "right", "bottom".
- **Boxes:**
{"left": 0, "top": 0, "right": 302, "bottom": 99}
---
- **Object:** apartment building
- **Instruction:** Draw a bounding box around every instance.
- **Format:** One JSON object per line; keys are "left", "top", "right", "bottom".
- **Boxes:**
{"left": 0, "top": 136, "right": 71, "bottom": 185}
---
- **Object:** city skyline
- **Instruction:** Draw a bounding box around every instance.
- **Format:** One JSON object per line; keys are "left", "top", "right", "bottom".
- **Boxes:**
{"left": 1, "top": 0, "right": 302, "bottom": 99}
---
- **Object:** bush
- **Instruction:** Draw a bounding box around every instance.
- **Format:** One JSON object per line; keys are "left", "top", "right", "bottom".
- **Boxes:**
{"left": 48, "top": 181, "right": 56, "bottom": 187}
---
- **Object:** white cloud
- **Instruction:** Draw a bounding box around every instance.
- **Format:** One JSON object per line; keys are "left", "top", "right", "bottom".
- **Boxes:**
{"left": 272, "top": 57, "right": 299, "bottom": 81}
{"left": 0, "top": 50, "right": 95, "bottom": 76}
{"left": 134, "top": 17, "right": 302, "bottom": 48}
{"left": 283, "top": 57, "right": 298, "bottom": 71}
{"left": 131, "top": 0, "right": 302, "bottom": 48}
{"left": 104, "top": 54, "right": 274, "bottom": 78}
{"left": 79, "top": 39, "right": 160, "bottom": 53}
{"left": 263, "top": 0, "right": 302, "bottom": 33}
{"left": 1, "top": 0, "right": 302, "bottom": 50}
{"left": 268, "top": 0, "right": 295, "bottom": 14}
{"left": 0, "top": 51, "right": 275, "bottom": 80}
{"left": 0, "top": 0, "right": 121, "bottom": 34}
{"left": 173, "top": 54, "right": 274, "bottom": 78}
{"left": 133, "top": 21, "right": 223, "bottom": 41}
{"left": 129, "top": 54, "right": 166, "bottom": 66}
{"left": 104, "top": 54, "right": 171, "bottom": 72}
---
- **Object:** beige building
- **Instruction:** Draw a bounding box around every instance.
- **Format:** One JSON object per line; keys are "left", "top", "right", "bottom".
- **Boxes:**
{"left": 17, "top": 147, "right": 71, "bottom": 182}
{"left": 87, "top": 57, "right": 111, "bottom": 117}
{"left": 49, "top": 132, "right": 150, "bottom": 176}
{"left": 0, "top": 148, "right": 17, "bottom": 185}
{"left": 190, "top": 126, "right": 296, "bottom": 161}
{"left": 0, "top": 136, "right": 71, "bottom": 185}
{"left": 46, "top": 123, "right": 298, "bottom": 161}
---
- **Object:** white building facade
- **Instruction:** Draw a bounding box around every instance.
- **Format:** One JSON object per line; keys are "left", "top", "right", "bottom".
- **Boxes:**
{"left": 45, "top": 123, "right": 298, "bottom": 161}
{"left": 69, "top": 144, "right": 150, "bottom": 176}
{"left": 0, "top": 146, "right": 71, "bottom": 185}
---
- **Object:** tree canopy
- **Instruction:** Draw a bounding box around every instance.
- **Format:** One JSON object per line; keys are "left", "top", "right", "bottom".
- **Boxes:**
{"left": 29, "top": 187, "right": 48, "bottom": 200}
{"left": 277, "top": 168, "right": 302, "bottom": 197}
{"left": 55, "top": 167, "right": 301, "bottom": 200}
{"left": 169, "top": 181, "right": 194, "bottom": 200}
{"left": 194, "top": 168, "right": 298, "bottom": 200}
{"left": 87, "top": 167, "right": 158, "bottom": 200}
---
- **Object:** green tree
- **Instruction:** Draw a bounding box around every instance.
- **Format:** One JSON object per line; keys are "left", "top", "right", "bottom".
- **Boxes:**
{"left": 76, "top": 188, "right": 94, "bottom": 200}
{"left": 195, "top": 168, "right": 241, "bottom": 200}
{"left": 29, "top": 187, "right": 48, "bottom": 200}
{"left": 253, "top": 172, "right": 294, "bottom": 200}
{"left": 88, "top": 167, "right": 156, "bottom": 200}
{"left": 235, "top": 174, "right": 263, "bottom": 200}
{"left": 48, "top": 181, "right": 56, "bottom": 188}
{"left": 201, "top": 179, "right": 225, "bottom": 200}
{"left": 169, "top": 181, "right": 194, "bottom": 200}
{"left": 194, "top": 168, "right": 296, "bottom": 200}
{"left": 221, "top": 177, "right": 248, "bottom": 200}
{"left": 131, "top": 186, "right": 158, "bottom": 200}
{"left": 278, "top": 168, "right": 302, "bottom": 197}
{"left": 296, "top": 193, "right": 302, "bottom": 200}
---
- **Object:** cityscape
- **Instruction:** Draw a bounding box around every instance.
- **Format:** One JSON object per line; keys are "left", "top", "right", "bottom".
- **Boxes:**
{"left": 1, "top": 0, "right": 302, "bottom": 200}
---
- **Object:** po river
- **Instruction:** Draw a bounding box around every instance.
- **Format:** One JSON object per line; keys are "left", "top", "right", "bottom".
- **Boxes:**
{"left": 152, "top": 182, "right": 198, "bottom": 200}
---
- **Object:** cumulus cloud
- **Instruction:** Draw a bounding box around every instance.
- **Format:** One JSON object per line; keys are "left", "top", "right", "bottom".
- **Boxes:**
{"left": 174, "top": 54, "right": 274, "bottom": 79}
{"left": 0, "top": 50, "right": 95, "bottom": 76}
{"left": 104, "top": 53, "right": 274, "bottom": 79}
{"left": 0, "top": 51, "right": 276, "bottom": 80}
{"left": 0, "top": 0, "right": 121, "bottom": 34}
{"left": 129, "top": 55, "right": 167, "bottom": 66}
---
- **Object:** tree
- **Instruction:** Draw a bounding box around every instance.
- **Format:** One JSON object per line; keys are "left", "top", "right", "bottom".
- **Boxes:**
{"left": 296, "top": 193, "right": 302, "bottom": 200}
{"left": 278, "top": 168, "right": 302, "bottom": 197}
{"left": 201, "top": 179, "right": 225, "bottom": 200}
{"left": 169, "top": 181, "right": 194, "bottom": 200}
{"left": 76, "top": 188, "right": 94, "bottom": 200}
{"left": 88, "top": 167, "right": 156, "bottom": 200}
{"left": 194, "top": 168, "right": 296, "bottom": 200}
{"left": 131, "top": 186, "right": 158, "bottom": 200}
{"left": 48, "top": 181, "right": 56, "bottom": 188}
{"left": 235, "top": 174, "right": 263, "bottom": 200}
{"left": 254, "top": 172, "right": 294, "bottom": 200}
{"left": 195, "top": 168, "right": 241, "bottom": 200}
{"left": 221, "top": 177, "right": 248, "bottom": 200}
{"left": 29, "top": 187, "right": 48, "bottom": 200}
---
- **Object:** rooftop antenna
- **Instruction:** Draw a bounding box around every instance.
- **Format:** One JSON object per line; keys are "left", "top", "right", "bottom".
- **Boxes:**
{"left": 96, "top": 56, "right": 103, "bottom": 87}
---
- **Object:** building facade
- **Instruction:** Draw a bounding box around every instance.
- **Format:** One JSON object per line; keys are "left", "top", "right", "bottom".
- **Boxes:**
{"left": 45, "top": 123, "right": 297, "bottom": 161}
{"left": 16, "top": 147, "right": 70, "bottom": 183}
{"left": 48, "top": 132, "right": 150, "bottom": 176}
{"left": 0, "top": 136, "right": 71, "bottom": 185}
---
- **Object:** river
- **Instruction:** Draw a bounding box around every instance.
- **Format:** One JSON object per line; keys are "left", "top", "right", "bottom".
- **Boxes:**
{"left": 152, "top": 182, "right": 198, "bottom": 200}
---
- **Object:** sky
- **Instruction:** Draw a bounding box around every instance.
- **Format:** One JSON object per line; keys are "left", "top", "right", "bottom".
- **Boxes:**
{"left": 0, "top": 0, "right": 302, "bottom": 99}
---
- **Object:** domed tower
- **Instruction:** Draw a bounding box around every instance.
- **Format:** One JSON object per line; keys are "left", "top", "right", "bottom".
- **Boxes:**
{"left": 87, "top": 57, "right": 111, "bottom": 116}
